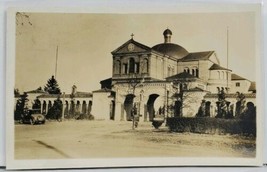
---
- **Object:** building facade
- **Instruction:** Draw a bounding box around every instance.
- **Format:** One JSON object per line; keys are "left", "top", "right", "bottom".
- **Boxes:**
{"left": 100, "top": 28, "right": 256, "bottom": 121}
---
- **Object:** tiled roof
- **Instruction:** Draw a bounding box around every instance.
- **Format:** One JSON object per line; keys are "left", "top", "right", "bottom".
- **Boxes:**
{"left": 209, "top": 64, "right": 231, "bottom": 71}
{"left": 37, "top": 91, "right": 92, "bottom": 98}
{"left": 166, "top": 72, "right": 197, "bottom": 81}
{"left": 231, "top": 73, "right": 246, "bottom": 80}
{"left": 204, "top": 93, "right": 256, "bottom": 98}
{"left": 179, "top": 51, "right": 214, "bottom": 62}
{"left": 26, "top": 89, "right": 46, "bottom": 94}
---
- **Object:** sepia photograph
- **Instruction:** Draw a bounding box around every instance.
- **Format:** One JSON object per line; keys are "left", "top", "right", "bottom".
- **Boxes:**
{"left": 6, "top": 3, "right": 263, "bottom": 169}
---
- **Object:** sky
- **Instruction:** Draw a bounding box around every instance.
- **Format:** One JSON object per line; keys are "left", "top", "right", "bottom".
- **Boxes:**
{"left": 15, "top": 12, "right": 257, "bottom": 93}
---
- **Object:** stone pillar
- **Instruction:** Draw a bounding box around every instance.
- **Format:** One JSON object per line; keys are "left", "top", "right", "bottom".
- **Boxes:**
{"left": 139, "top": 101, "right": 145, "bottom": 122}
{"left": 114, "top": 102, "right": 122, "bottom": 121}
{"left": 40, "top": 102, "right": 43, "bottom": 114}
{"left": 120, "top": 104, "right": 124, "bottom": 121}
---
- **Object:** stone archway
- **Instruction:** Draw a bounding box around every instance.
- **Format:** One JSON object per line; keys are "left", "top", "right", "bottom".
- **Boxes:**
{"left": 147, "top": 94, "right": 160, "bottom": 121}
{"left": 174, "top": 100, "right": 182, "bottom": 117}
{"left": 124, "top": 94, "right": 135, "bottom": 121}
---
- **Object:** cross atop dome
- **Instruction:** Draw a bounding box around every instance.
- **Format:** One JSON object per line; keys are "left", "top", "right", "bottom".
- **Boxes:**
{"left": 163, "top": 28, "right": 172, "bottom": 43}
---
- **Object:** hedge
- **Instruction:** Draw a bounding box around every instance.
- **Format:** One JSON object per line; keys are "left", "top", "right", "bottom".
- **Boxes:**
{"left": 166, "top": 117, "right": 256, "bottom": 136}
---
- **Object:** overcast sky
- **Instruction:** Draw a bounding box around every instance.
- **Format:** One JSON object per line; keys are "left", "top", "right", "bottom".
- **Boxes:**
{"left": 15, "top": 12, "right": 256, "bottom": 93}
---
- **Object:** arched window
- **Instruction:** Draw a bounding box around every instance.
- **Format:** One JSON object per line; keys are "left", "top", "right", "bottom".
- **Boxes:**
{"left": 222, "top": 71, "right": 225, "bottom": 79}
{"left": 184, "top": 67, "right": 190, "bottom": 74}
{"left": 217, "top": 71, "right": 220, "bottom": 79}
{"left": 129, "top": 58, "right": 135, "bottom": 73}
{"left": 196, "top": 68, "right": 199, "bottom": 77}
{"left": 192, "top": 69, "right": 195, "bottom": 76}
{"left": 172, "top": 67, "right": 175, "bottom": 75}
{"left": 114, "top": 60, "right": 121, "bottom": 74}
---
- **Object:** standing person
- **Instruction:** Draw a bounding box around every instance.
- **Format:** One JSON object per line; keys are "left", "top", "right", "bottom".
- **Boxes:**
{"left": 131, "top": 103, "right": 138, "bottom": 129}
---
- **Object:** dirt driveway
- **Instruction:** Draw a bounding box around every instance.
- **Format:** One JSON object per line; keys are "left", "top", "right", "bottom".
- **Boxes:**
{"left": 15, "top": 120, "right": 256, "bottom": 159}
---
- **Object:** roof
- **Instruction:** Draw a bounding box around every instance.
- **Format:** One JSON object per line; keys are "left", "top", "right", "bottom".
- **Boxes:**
{"left": 26, "top": 89, "right": 46, "bottom": 94}
{"left": 188, "top": 87, "right": 205, "bottom": 92}
{"left": 204, "top": 93, "right": 256, "bottom": 99}
{"left": 111, "top": 39, "right": 151, "bottom": 55}
{"left": 249, "top": 82, "right": 256, "bottom": 91}
{"left": 37, "top": 91, "right": 92, "bottom": 98}
{"left": 231, "top": 73, "right": 246, "bottom": 80}
{"left": 209, "top": 63, "right": 232, "bottom": 71}
{"left": 179, "top": 51, "right": 214, "bottom": 62}
{"left": 152, "top": 43, "right": 189, "bottom": 60}
{"left": 166, "top": 72, "right": 197, "bottom": 81}
{"left": 92, "top": 88, "right": 114, "bottom": 93}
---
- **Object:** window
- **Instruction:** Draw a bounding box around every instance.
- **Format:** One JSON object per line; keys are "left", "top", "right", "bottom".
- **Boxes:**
{"left": 192, "top": 69, "right": 195, "bottom": 76}
{"left": 135, "top": 63, "right": 140, "bottom": 74}
{"left": 196, "top": 69, "right": 199, "bottom": 77}
{"left": 129, "top": 58, "right": 135, "bottom": 73}
{"left": 123, "top": 64, "right": 128, "bottom": 74}
{"left": 184, "top": 67, "right": 189, "bottom": 74}
{"left": 114, "top": 60, "right": 121, "bottom": 74}
{"left": 236, "top": 82, "right": 240, "bottom": 87}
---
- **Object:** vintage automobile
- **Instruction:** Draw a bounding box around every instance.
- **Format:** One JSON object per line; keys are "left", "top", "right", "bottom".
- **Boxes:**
{"left": 20, "top": 109, "right": 46, "bottom": 125}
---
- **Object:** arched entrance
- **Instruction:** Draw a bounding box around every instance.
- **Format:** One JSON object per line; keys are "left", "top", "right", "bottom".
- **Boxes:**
{"left": 124, "top": 94, "right": 135, "bottom": 121}
{"left": 147, "top": 94, "right": 160, "bottom": 121}
{"left": 174, "top": 100, "right": 182, "bottom": 117}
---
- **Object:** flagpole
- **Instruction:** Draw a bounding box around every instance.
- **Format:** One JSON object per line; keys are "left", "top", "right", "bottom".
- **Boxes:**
{"left": 226, "top": 27, "right": 229, "bottom": 93}
{"left": 55, "top": 45, "right": 58, "bottom": 79}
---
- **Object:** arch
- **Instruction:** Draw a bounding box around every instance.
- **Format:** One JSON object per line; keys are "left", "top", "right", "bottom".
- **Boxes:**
{"left": 88, "top": 101, "right": 92, "bottom": 114}
{"left": 123, "top": 94, "right": 135, "bottom": 121}
{"left": 129, "top": 58, "right": 135, "bottom": 73}
{"left": 82, "top": 100, "right": 87, "bottom": 114}
{"left": 64, "top": 101, "right": 69, "bottom": 118}
{"left": 115, "top": 60, "right": 121, "bottom": 74}
{"left": 147, "top": 94, "right": 160, "bottom": 121}
{"left": 205, "top": 101, "right": 211, "bottom": 117}
{"left": 48, "top": 101, "right": 52, "bottom": 111}
{"left": 76, "top": 101, "right": 81, "bottom": 114}
{"left": 196, "top": 68, "right": 199, "bottom": 77}
{"left": 174, "top": 100, "right": 182, "bottom": 117}
{"left": 124, "top": 94, "right": 135, "bottom": 121}
{"left": 192, "top": 69, "right": 195, "bottom": 76}
{"left": 42, "top": 101, "right": 47, "bottom": 114}
{"left": 70, "top": 100, "right": 75, "bottom": 118}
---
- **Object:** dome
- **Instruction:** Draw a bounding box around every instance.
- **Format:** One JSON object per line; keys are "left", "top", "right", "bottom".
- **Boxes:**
{"left": 152, "top": 43, "right": 189, "bottom": 60}
{"left": 163, "top": 28, "right": 172, "bottom": 36}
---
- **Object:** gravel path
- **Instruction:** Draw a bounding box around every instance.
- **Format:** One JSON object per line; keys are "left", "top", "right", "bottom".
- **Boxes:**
{"left": 15, "top": 120, "right": 256, "bottom": 159}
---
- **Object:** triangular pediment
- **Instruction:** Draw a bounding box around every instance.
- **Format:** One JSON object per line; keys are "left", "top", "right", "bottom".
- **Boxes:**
{"left": 111, "top": 39, "right": 151, "bottom": 55}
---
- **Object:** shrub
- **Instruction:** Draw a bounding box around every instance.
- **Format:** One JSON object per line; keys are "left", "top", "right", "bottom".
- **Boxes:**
{"left": 167, "top": 117, "right": 256, "bottom": 136}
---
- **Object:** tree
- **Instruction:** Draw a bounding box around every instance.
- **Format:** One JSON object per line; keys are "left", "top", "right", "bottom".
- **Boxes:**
{"left": 14, "top": 92, "right": 29, "bottom": 120}
{"left": 32, "top": 98, "right": 41, "bottom": 113}
{"left": 46, "top": 97, "right": 62, "bottom": 120}
{"left": 44, "top": 75, "right": 61, "bottom": 94}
